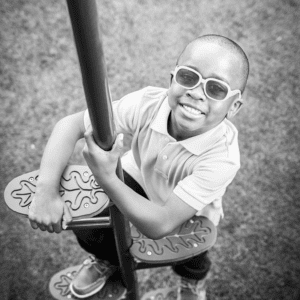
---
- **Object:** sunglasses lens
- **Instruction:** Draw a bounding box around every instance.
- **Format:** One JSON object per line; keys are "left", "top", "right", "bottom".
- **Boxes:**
{"left": 176, "top": 68, "right": 199, "bottom": 88}
{"left": 206, "top": 80, "right": 229, "bottom": 100}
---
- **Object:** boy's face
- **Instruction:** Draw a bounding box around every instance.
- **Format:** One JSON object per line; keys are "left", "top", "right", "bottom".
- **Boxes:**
{"left": 168, "top": 41, "right": 244, "bottom": 140}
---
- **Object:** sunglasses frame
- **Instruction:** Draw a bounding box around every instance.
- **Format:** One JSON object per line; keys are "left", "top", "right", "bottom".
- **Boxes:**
{"left": 173, "top": 65, "right": 241, "bottom": 101}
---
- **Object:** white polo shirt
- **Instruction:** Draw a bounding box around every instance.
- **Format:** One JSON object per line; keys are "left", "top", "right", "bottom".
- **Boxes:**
{"left": 84, "top": 86, "right": 240, "bottom": 226}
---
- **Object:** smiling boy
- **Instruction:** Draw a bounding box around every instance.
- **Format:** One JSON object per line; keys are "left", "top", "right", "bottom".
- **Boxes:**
{"left": 29, "top": 34, "right": 249, "bottom": 299}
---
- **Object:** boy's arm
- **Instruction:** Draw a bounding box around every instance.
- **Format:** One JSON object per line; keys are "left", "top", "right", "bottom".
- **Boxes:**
{"left": 28, "top": 111, "right": 85, "bottom": 234}
{"left": 83, "top": 128, "right": 197, "bottom": 240}
{"left": 98, "top": 176, "right": 196, "bottom": 240}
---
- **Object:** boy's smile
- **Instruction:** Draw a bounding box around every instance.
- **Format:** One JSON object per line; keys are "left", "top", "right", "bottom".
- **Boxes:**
{"left": 168, "top": 41, "right": 244, "bottom": 141}
{"left": 176, "top": 102, "right": 207, "bottom": 124}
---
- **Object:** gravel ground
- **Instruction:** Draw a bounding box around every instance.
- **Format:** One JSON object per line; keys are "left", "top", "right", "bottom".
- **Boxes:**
{"left": 1, "top": 0, "right": 300, "bottom": 299}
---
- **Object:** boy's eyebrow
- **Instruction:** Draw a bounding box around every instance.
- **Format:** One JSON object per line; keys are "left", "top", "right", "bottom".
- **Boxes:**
{"left": 184, "top": 64, "right": 230, "bottom": 86}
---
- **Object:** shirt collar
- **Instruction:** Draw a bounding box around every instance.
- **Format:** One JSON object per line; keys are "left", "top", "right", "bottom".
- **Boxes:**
{"left": 150, "top": 96, "right": 227, "bottom": 155}
{"left": 150, "top": 94, "right": 171, "bottom": 136}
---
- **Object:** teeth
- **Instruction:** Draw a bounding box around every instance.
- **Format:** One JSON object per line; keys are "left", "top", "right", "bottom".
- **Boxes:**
{"left": 182, "top": 105, "right": 201, "bottom": 115}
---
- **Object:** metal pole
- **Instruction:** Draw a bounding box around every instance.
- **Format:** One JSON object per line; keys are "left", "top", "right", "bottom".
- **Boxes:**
{"left": 66, "top": 0, "right": 114, "bottom": 150}
{"left": 66, "top": 1, "right": 138, "bottom": 299}
{"left": 65, "top": 216, "right": 111, "bottom": 229}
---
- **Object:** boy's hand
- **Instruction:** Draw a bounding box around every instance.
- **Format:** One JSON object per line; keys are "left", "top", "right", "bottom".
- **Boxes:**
{"left": 83, "top": 126, "right": 124, "bottom": 187}
{"left": 28, "top": 189, "right": 72, "bottom": 233}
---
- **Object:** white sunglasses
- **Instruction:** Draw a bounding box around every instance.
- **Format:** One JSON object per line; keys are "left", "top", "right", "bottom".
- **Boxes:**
{"left": 173, "top": 65, "right": 241, "bottom": 101}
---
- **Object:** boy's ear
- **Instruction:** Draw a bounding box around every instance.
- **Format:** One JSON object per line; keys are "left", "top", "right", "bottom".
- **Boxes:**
{"left": 227, "top": 98, "right": 243, "bottom": 119}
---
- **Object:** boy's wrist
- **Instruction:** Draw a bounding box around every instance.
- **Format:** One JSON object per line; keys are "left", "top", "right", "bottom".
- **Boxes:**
{"left": 96, "top": 173, "right": 120, "bottom": 191}
{"left": 35, "top": 178, "right": 60, "bottom": 195}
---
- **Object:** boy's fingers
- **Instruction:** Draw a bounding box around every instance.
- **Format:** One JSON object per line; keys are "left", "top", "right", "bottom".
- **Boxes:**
{"left": 53, "top": 222, "right": 62, "bottom": 233}
{"left": 61, "top": 206, "right": 72, "bottom": 230}
{"left": 84, "top": 129, "right": 99, "bottom": 152}
{"left": 118, "top": 133, "right": 124, "bottom": 145}
{"left": 29, "top": 220, "right": 38, "bottom": 230}
{"left": 84, "top": 127, "right": 92, "bottom": 144}
{"left": 63, "top": 204, "right": 73, "bottom": 224}
{"left": 47, "top": 225, "right": 54, "bottom": 233}
{"left": 113, "top": 133, "right": 124, "bottom": 153}
{"left": 39, "top": 224, "right": 46, "bottom": 231}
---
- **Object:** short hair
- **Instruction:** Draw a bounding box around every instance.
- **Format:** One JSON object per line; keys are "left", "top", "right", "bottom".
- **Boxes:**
{"left": 177, "top": 34, "right": 249, "bottom": 93}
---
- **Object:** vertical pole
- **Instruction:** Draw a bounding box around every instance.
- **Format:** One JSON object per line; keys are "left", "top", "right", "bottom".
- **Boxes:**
{"left": 66, "top": 0, "right": 113, "bottom": 150}
{"left": 66, "top": 1, "right": 138, "bottom": 299}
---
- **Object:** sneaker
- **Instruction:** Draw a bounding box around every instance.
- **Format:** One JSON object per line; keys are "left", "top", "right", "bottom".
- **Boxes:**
{"left": 69, "top": 256, "right": 117, "bottom": 298}
{"left": 177, "top": 277, "right": 207, "bottom": 300}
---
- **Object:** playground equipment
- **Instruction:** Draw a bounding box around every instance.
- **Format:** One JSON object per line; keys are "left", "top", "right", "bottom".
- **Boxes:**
{"left": 4, "top": 1, "right": 217, "bottom": 299}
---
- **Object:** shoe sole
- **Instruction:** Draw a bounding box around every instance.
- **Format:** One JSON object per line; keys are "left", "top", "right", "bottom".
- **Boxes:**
{"left": 4, "top": 165, "right": 110, "bottom": 219}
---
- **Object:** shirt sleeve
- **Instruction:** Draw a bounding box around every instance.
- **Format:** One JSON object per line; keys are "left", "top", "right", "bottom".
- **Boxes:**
{"left": 173, "top": 156, "right": 239, "bottom": 212}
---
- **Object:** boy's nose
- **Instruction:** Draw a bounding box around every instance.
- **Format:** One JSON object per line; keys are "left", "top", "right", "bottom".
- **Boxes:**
{"left": 186, "top": 84, "right": 206, "bottom": 101}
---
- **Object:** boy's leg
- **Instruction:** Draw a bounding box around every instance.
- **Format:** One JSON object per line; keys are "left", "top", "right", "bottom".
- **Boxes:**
{"left": 73, "top": 170, "right": 148, "bottom": 264}
{"left": 173, "top": 251, "right": 211, "bottom": 281}
{"left": 73, "top": 209, "right": 120, "bottom": 265}
{"left": 70, "top": 209, "right": 120, "bottom": 298}
{"left": 173, "top": 251, "right": 211, "bottom": 300}
{"left": 70, "top": 170, "right": 147, "bottom": 298}
{"left": 72, "top": 170, "right": 148, "bottom": 265}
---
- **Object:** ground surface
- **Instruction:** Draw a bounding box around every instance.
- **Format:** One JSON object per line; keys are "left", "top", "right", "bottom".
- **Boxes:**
{"left": 1, "top": 0, "right": 300, "bottom": 299}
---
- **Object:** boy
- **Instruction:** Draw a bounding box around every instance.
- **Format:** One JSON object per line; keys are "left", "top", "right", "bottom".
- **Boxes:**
{"left": 28, "top": 34, "right": 249, "bottom": 300}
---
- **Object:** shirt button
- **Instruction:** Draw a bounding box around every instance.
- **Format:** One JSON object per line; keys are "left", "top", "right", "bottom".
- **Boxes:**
{"left": 162, "top": 155, "right": 168, "bottom": 160}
